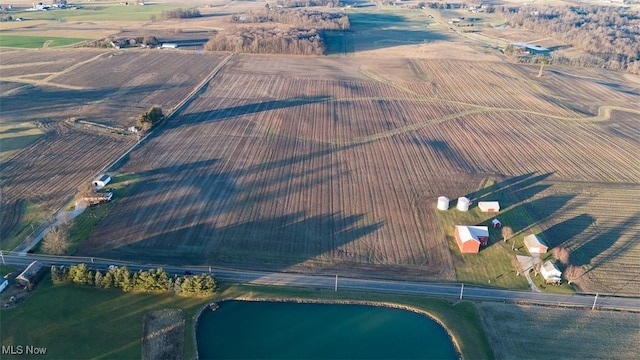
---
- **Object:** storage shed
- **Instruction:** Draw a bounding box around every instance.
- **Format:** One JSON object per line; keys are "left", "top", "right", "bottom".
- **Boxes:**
{"left": 478, "top": 201, "right": 500, "bottom": 213}
{"left": 93, "top": 174, "right": 111, "bottom": 189}
{"left": 437, "top": 196, "right": 450, "bottom": 211}
{"left": 491, "top": 218, "right": 502, "bottom": 228}
{"left": 524, "top": 234, "right": 548, "bottom": 254}
{"left": 456, "top": 197, "right": 471, "bottom": 211}
{"left": 454, "top": 225, "right": 489, "bottom": 253}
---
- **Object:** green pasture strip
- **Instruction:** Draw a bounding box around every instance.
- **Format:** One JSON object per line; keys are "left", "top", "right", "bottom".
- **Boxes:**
{"left": 216, "top": 284, "right": 494, "bottom": 360}
{"left": 0, "top": 122, "right": 44, "bottom": 160}
{"left": 0, "top": 277, "right": 208, "bottom": 360}
{"left": 1, "top": 278, "right": 492, "bottom": 360}
{"left": 0, "top": 201, "right": 50, "bottom": 251}
{"left": 0, "top": 35, "right": 90, "bottom": 48}
{"left": 13, "top": 3, "right": 193, "bottom": 22}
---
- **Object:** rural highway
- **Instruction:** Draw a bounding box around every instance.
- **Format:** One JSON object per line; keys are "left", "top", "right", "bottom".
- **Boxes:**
{"left": 3, "top": 252, "right": 639, "bottom": 312}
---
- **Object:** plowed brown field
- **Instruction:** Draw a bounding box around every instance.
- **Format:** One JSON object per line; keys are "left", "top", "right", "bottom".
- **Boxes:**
{"left": 75, "top": 55, "right": 640, "bottom": 287}
{"left": 0, "top": 49, "right": 225, "bottom": 246}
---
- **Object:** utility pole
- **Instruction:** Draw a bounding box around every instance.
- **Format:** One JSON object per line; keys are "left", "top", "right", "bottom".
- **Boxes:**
{"left": 459, "top": 283, "right": 464, "bottom": 300}
{"left": 592, "top": 293, "right": 598, "bottom": 310}
{"left": 335, "top": 274, "right": 338, "bottom": 292}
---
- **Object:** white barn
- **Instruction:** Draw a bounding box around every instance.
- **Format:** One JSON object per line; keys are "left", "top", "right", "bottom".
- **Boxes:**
{"left": 93, "top": 174, "right": 111, "bottom": 189}
{"left": 478, "top": 201, "right": 500, "bottom": 212}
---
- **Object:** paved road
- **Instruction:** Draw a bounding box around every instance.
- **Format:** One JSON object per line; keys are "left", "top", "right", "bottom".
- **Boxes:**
{"left": 3, "top": 252, "right": 639, "bottom": 312}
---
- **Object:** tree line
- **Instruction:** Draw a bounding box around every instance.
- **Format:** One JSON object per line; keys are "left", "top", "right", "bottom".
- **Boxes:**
{"left": 51, "top": 264, "right": 216, "bottom": 296}
{"left": 162, "top": 8, "right": 201, "bottom": 20}
{"left": 500, "top": 5, "right": 640, "bottom": 73}
{"left": 232, "top": 9, "right": 350, "bottom": 30}
{"left": 279, "top": 0, "right": 343, "bottom": 8}
{"left": 205, "top": 27, "right": 325, "bottom": 55}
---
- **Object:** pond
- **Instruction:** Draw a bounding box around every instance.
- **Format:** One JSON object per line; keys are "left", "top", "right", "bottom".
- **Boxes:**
{"left": 197, "top": 300, "right": 458, "bottom": 359}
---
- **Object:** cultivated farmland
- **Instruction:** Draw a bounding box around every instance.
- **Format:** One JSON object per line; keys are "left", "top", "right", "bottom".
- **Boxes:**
{"left": 0, "top": 49, "right": 226, "bottom": 248}
{"left": 76, "top": 54, "right": 640, "bottom": 287}
{"left": 478, "top": 302, "right": 640, "bottom": 360}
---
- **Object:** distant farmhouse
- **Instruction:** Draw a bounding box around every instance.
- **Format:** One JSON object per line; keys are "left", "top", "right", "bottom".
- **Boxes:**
{"left": 511, "top": 42, "right": 551, "bottom": 56}
{"left": 455, "top": 225, "right": 489, "bottom": 253}
{"left": 524, "top": 234, "right": 548, "bottom": 255}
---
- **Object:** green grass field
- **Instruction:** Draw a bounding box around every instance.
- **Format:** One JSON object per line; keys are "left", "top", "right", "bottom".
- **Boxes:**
{"left": 0, "top": 122, "right": 44, "bottom": 159}
{"left": 1, "top": 277, "right": 493, "bottom": 359}
{"left": 0, "top": 35, "right": 90, "bottom": 48}
{"left": 13, "top": 3, "right": 193, "bottom": 22}
{"left": 0, "top": 277, "right": 207, "bottom": 359}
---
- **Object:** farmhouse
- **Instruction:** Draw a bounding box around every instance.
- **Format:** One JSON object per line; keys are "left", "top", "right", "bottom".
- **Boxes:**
{"left": 478, "top": 201, "right": 500, "bottom": 212}
{"left": 524, "top": 234, "right": 548, "bottom": 254}
{"left": 16, "top": 261, "right": 43, "bottom": 289}
{"left": 454, "top": 225, "right": 489, "bottom": 253}
{"left": 540, "top": 261, "right": 562, "bottom": 284}
{"left": 93, "top": 174, "right": 111, "bottom": 189}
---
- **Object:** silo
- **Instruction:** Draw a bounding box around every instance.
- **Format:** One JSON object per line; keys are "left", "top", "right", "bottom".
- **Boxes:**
{"left": 436, "top": 196, "right": 450, "bottom": 211}
{"left": 457, "top": 197, "right": 471, "bottom": 211}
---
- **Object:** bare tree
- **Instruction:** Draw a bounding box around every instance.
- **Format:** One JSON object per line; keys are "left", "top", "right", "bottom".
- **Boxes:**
{"left": 502, "top": 226, "right": 514, "bottom": 242}
{"left": 42, "top": 224, "right": 71, "bottom": 255}
{"left": 565, "top": 265, "right": 585, "bottom": 285}
{"left": 551, "top": 247, "right": 570, "bottom": 266}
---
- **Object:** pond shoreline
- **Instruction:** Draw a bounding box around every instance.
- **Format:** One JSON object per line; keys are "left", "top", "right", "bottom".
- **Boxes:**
{"left": 193, "top": 297, "right": 462, "bottom": 360}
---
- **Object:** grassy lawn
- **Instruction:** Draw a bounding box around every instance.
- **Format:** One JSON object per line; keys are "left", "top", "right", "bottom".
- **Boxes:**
{"left": 0, "top": 122, "right": 44, "bottom": 161}
{"left": 0, "top": 277, "right": 207, "bottom": 360}
{"left": 439, "top": 177, "right": 550, "bottom": 289}
{"left": 0, "top": 35, "right": 90, "bottom": 48}
{"left": 12, "top": 3, "right": 194, "bottom": 22}
{"left": 1, "top": 278, "right": 493, "bottom": 359}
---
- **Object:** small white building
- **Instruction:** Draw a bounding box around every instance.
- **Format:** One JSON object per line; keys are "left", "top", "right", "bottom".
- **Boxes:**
{"left": 0, "top": 278, "right": 8, "bottom": 293}
{"left": 491, "top": 218, "right": 502, "bottom": 228}
{"left": 161, "top": 43, "right": 178, "bottom": 49}
{"left": 93, "top": 174, "right": 111, "bottom": 189}
{"left": 524, "top": 234, "right": 548, "bottom": 254}
{"left": 478, "top": 201, "right": 500, "bottom": 213}
{"left": 456, "top": 197, "right": 471, "bottom": 211}
{"left": 540, "top": 261, "right": 562, "bottom": 284}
